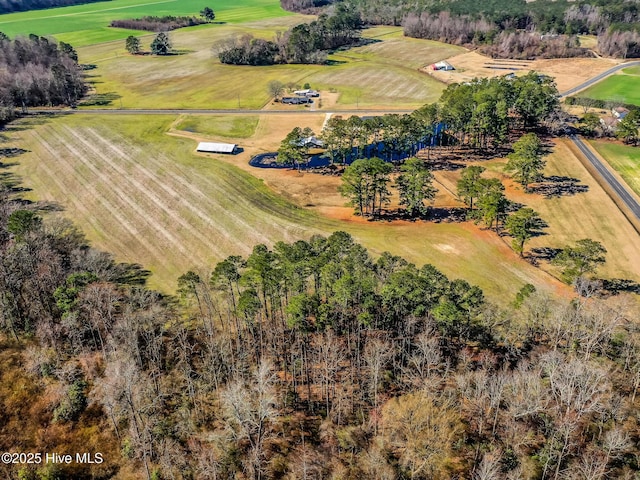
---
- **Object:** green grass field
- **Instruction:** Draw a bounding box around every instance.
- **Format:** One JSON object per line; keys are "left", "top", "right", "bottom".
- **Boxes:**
{"left": 7, "top": 113, "right": 563, "bottom": 299}
{"left": 174, "top": 115, "right": 260, "bottom": 139}
{"left": 0, "top": 0, "right": 291, "bottom": 46}
{"left": 589, "top": 140, "right": 640, "bottom": 196}
{"left": 76, "top": 24, "right": 459, "bottom": 110}
{"left": 577, "top": 66, "right": 640, "bottom": 106}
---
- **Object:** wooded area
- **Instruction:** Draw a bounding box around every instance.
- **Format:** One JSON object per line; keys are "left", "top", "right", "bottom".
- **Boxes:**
{"left": 282, "top": 0, "right": 640, "bottom": 58}
{"left": 0, "top": 179, "right": 638, "bottom": 479}
{"left": 217, "top": 4, "right": 362, "bottom": 65}
{"left": 0, "top": 35, "right": 87, "bottom": 120}
{"left": 110, "top": 16, "right": 206, "bottom": 33}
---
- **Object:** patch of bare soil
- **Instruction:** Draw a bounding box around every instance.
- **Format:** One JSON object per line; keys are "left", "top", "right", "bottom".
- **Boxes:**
{"left": 423, "top": 50, "right": 621, "bottom": 93}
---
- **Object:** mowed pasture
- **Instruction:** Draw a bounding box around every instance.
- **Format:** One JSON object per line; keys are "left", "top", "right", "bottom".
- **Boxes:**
{"left": 8, "top": 114, "right": 565, "bottom": 300}
{"left": 435, "top": 139, "right": 640, "bottom": 283}
{"left": 589, "top": 140, "right": 640, "bottom": 196}
{"left": 0, "top": 0, "right": 291, "bottom": 46}
{"left": 577, "top": 66, "right": 640, "bottom": 106}
{"left": 174, "top": 115, "right": 260, "bottom": 139}
{"left": 78, "top": 24, "right": 458, "bottom": 110}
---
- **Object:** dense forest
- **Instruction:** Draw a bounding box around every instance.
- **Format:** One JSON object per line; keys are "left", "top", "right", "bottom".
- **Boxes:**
{"left": 0, "top": 0, "right": 107, "bottom": 14}
{"left": 281, "top": 0, "right": 640, "bottom": 58}
{"left": 0, "top": 35, "right": 87, "bottom": 120}
{"left": 217, "top": 4, "right": 362, "bottom": 65}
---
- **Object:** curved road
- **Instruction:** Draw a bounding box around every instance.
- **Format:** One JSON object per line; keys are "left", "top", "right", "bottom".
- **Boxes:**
{"left": 570, "top": 135, "right": 640, "bottom": 222}
{"left": 559, "top": 60, "right": 640, "bottom": 97}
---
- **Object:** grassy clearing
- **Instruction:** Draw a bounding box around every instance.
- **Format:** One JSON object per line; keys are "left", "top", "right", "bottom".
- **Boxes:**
{"left": 175, "top": 115, "right": 260, "bottom": 139}
{"left": 589, "top": 140, "right": 640, "bottom": 196}
{"left": 78, "top": 24, "right": 456, "bottom": 110}
{"left": 458, "top": 139, "right": 640, "bottom": 283}
{"left": 0, "top": 0, "right": 291, "bottom": 46}
{"left": 577, "top": 67, "right": 640, "bottom": 106}
{"left": 7, "top": 113, "right": 563, "bottom": 300}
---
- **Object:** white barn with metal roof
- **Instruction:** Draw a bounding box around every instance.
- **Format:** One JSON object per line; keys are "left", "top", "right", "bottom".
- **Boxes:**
{"left": 197, "top": 142, "right": 238, "bottom": 154}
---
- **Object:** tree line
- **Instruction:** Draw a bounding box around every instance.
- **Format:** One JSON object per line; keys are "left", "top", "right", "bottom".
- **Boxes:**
{"left": 303, "top": 72, "right": 558, "bottom": 166}
{"left": 217, "top": 4, "right": 362, "bottom": 65}
{"left": 0, "top": 170, "right": 635, "bottom": 479}
{"left": 282, "top": 0, "right": 640, "bottom": 58}
{"left": 110, "top": 16, "right": 207, "bottom": 33}
{"left": 0, "top": 34, "right": 86, "bottom": 118}
{"left": 0, "top": 0, "right": 106, "bottom": 14}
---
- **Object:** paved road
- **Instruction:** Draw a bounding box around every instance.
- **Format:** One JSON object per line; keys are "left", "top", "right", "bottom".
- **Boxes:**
{"left": 570, "top": 134, "right": 640, "bottom": 222}
{"left": 559, "top": 61, "right": 640, "bottom": 97}
{"left": 31, "top": 108, "right": 415, "bottom": 116}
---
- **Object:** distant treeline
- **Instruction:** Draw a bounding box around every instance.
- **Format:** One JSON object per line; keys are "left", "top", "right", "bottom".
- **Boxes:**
{"left": 0, "top": 0, "right": 108, "bottom": 14}
{"left": 282, "top": 0, "right": 640, "bottom": 58}
{"left": 481, "top": 32, "right": 593, "bottom": 59}
{"left": 110, "top": 15, "right": 207, "bottom": 32}
{"left": 0, "top": 34, "right": 86, "bottom": 118}
{"left": 217, "top": 4, "right": 362, "bottom": 65}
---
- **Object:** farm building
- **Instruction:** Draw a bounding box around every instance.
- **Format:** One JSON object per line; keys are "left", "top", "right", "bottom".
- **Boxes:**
{"left": 430, "top": 61, "right": 454, "bottom": 71}
{"left": 294, "top": 89, "right": 320, "bottom": 97}
{"left": 197, "top": 142, "right": 238, "bottom": 154}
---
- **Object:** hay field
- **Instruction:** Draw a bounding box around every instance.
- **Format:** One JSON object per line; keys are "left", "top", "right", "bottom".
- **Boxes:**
{"left": 0, "top": 0, "right": 291, "bottom": 46}
{"left": 7, "top": 114, "right": 566, "bottom": 300}
{"left": 577, "top": 66, "right": 640, "bottom": 105}
{"left": 589, "top": 140, "right": 640, "bottom": 196}
{"left": 76, "top": 24, "right": 455, "bottom": 110}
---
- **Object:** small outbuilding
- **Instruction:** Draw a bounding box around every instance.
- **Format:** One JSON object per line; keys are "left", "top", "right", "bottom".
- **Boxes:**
{"left": 197, "top": 142, "right": 238, "bottom": 154}
{"left": 294, "top": 89, "right": 320, "bottom": 97}
{"left": 430, "top": 61, "right": 454, "bottom": 71}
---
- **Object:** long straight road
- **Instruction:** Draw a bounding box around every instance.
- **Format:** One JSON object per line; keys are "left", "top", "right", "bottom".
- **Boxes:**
{"left": 570, "top": 135, "right": 640, "bottom": 222}
{"left": 31, "top": 108, "right": 415, "bottom": 116}
{"left": 559, "top": 61, "right": 640, "bottom": 97}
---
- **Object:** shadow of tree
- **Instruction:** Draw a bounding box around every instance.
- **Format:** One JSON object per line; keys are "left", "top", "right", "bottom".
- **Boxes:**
{"left": 0, "top": 148, "right": 27, "bottom": 157}
{"left": 114, "top": 263, "right": 152, "bottom": 286}
{"left": 79, "top": 92, "right": 123, "bottom": 107}
{"left": 530, "top": 246, "right": 563, "bottom": 261}
{"left": 424, "top": 157, "right": 465, "bottom": 171}
{"left": 601, "top": 278, "right": 640, "bottom": 295}
{"left": 529, "top": 175, "right": 589, "bottom": 198}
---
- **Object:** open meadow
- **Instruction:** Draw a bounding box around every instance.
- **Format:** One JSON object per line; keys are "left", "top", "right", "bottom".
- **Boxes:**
{"left": 589, "top": 139, "right": 640, "bottom": 196}
{"left": 577, "top": 66, "right": 640, "bottom": 105}
{"left": 75, "top": 24, "right": 457, "bottom": 110}
{"left": 0, "top": 0, "right": 291, "bottom": 46}
{"left": 7, "top": 113, "right": 569, "bottom": 300}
